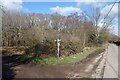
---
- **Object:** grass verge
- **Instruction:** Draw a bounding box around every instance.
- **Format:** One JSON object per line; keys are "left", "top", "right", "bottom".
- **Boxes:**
{"left": 14, "top": 47, "right": 105, "bottom": 64}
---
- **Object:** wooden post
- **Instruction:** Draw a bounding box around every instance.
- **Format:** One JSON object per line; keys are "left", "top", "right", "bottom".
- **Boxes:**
{"left": 54, "top": 39, "right": 61, "bottom": 59}
{"left": 57, "top": 42, "right": 60, "bottom": 59}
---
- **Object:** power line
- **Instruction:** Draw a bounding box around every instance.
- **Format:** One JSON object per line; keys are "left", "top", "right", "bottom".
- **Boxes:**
{"left": 102, "top": 0, "right": 118, "bottom": 29}
{"left": 104, "top": 0, "right": 118, "bottom": 20}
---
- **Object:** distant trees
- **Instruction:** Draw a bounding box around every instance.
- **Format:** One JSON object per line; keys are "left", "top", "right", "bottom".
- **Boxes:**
{"left": 1, "top": 8, "right": 116, "bottom": 57}
{"left": 2, "top": 10, "right": 114, "bottom": 46}
{"left": 85, "top": 6, "right": 115, "bottom": 46}
{"left": 87, "top": 8, "right": 101, "bottom": 44}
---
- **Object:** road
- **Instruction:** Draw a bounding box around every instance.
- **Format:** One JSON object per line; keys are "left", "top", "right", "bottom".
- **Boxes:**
{"left": 103, "top": 43, "right": 119, "bottom": 78}
{"left": 0, "top": 50, "right": 2, "bottom": 79}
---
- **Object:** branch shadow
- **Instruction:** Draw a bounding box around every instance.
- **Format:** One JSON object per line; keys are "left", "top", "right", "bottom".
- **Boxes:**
{"left": 2, "top": 55, "right": 26, "bottom": 79}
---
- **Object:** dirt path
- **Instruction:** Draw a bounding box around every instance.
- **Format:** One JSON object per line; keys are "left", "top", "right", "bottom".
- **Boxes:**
{"left": 2, "top": 49, "right": 105, "bottom": 78}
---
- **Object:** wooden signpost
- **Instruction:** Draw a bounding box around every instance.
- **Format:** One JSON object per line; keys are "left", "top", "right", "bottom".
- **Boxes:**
{"left": 54, "top": 39, "right": 61, "bottom": 59}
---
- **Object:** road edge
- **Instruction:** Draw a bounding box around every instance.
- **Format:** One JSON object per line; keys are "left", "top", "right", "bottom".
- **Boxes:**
{"left": 91, "top": 48, "right": 108, "bottom": 78}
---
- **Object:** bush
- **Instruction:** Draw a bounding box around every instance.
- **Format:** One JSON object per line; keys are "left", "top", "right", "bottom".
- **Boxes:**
{"left": 25, "top": 40, "right": 84, "bottom": 58}
{"left": 59, "top": 41, "right": 83, "bottom": 57}
{"left": 25, "top": 40, "right": 57, "bottom": 58}
{"left": 88, "top": 33, "right": 103, "bottom": 46}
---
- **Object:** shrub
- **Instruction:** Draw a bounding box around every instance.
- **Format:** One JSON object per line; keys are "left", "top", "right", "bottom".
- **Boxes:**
{"left": 25, "top": 40, "right": 57, "bottom": 58}
{"left": 60, "top": 41, "right": 83, "bottom": 57}
{"left": 88, "top": 32, "right": 103, "bottom": 46}
{"left": 25, "top": 40, "right": 84, "bottom": 58}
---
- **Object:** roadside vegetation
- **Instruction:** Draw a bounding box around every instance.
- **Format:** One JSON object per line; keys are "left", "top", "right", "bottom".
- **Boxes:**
{"left": 2, "top": 47, "right": 105, "bottom": 64}
{"left": 1, "top": 6, "right": 118, "bottom": 64}
{"left": 108, "top": 35, "right": 120, "bottom": 46}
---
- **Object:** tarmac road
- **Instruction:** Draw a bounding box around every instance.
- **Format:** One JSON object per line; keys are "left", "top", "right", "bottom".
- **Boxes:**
{"left": 103, "top": 43, "right": 119, "bottom": 79}
{"left": 0, "top": 50, "right": 2, "bottom": 79}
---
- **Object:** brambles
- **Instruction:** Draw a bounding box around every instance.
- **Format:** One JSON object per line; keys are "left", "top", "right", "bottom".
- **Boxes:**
{"left": 24, "top": 40, "right": 83, "bottom": 58}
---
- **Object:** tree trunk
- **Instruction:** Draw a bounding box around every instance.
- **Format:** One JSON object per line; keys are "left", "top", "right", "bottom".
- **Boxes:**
{"left": 83, "top": 32, "right": 86, "bottom": 48}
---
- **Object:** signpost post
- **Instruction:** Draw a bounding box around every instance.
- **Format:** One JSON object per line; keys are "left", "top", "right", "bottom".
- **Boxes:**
{"left": 54, "top": 39, "right": 61, "bottom": 59}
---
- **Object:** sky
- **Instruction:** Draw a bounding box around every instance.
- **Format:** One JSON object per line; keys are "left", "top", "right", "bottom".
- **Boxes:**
{"left": 1, "top": 0, "right": 119, "bottom": 36}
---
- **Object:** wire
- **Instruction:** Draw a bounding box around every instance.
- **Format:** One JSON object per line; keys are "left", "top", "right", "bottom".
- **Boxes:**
{"left": 104, "top": 0, "right": 118, "bottom": 19}
{"left": 102, "top": 0, "right": 118, "bottom": 27}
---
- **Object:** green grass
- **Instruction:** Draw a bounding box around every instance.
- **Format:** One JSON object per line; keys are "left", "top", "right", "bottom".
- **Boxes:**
{"left": 15, "top": 47, "right": 105, "bottom": 64}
